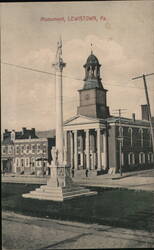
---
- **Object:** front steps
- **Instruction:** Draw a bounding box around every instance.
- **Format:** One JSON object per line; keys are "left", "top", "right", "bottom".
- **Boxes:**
{"left": 22, "top": 184, "right": 97, "bottom": 201}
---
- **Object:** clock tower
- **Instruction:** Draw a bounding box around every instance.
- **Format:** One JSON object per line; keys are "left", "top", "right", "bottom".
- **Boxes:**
{"left": 77, "top": 52, "right": 110, "bottom": 119}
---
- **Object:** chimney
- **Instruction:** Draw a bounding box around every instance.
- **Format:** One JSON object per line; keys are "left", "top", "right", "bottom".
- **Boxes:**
{"left": 141, "top": 104, "right": 149, "bottom": 121}
{"left": 11, "top": 130, "right": 16, "bottom": 142}
{"left": 132, "top": 113, "right": 136, "bottom": 122}
{"left": 22, "top": 127, "right": 27, "bottom": 135}
{"left": 31, "top": 128, "right": 36, "bottom": 137}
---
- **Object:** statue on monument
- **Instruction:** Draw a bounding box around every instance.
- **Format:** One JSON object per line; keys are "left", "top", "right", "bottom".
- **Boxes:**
{"left": 51, "top": 147, "right": 58, "bottom": 165}
{"left": 49, "top": 147, "right": 58, "bottom": 177}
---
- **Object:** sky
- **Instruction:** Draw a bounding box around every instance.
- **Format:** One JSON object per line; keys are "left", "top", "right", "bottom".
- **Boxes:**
{"left": 1, "top": 1, "right": 154, "bottom": 132}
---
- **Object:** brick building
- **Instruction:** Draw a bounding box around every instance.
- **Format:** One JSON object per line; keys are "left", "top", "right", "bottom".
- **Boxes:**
{"left": 1, "top": 128, "right": 55, "bottom": 175}
{"left": 64, "top": 52, "right": 154, "bottom": 174}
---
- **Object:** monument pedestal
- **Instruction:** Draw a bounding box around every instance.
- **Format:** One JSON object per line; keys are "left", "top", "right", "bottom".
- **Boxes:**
{"left": 22, "top": 165, "right": 97, "bottom": 201}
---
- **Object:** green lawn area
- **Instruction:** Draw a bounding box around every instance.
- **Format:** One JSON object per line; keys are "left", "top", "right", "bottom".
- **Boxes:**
{"left": 2, "top": 183, "right": 154, "bottom": 232}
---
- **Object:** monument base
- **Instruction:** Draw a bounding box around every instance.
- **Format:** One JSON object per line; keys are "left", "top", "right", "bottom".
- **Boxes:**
{"left": 22, "top": 165, "right": 97, "bottom": 201}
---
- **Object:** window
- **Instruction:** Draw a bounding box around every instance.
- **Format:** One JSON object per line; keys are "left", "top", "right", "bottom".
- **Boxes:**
{"left": 21, "top": 158, "right": 25, "bottom": 167}
{"left": 31, "top": 157, "right": 35, "bottom": 167}
{"left": 8, "top": 146, "right": 12, "bottom": 154}
{"left": 118, "top": 127, "right": 123, "bottom": 147}
{"left": 128, "top": 128, "right": 133, "bottom": 146}
{"left": 121, "top": 152, "right": 124, "bottom": 166}
{"left": 37, "top": 160, "right": 41, "bottom": 166}
{"left": 148, "top": 152, "right": 154, "bottom": 163}
{"left": 139, "top": 152, "right": 145, "bottom": 164}
{"left": 148, "top": 130, "right": 152, "bottom": 147}
{"left": 119, "top": 127, "right": 123, "bottom": 137}
{"left": 21, "top": 145, "right": 24, "bottom": 154}
{"left": 139, "top": 128, "right": 143, "bottom": 147}
{"left": 2, "top": 146, "right": 6, "bottom": 154}
{"left": 37, "top": 144, "right": 41, "bottom": 153}
{"left": 128, "top": 152, "right": 135, "bottom": 165}
{"left": 31, "top": 144, "right": 36, "bottom": 154}
{"left": 16, "top": 158, "right": 20, "bottom": 166}
{"left": 26, "top": 145, "right": 30, "bottom": 154}
{"left": 43, "top": 144, "right": 47, "bottom": 154}
{"left": 16, "top": 145, "right": 19, "bottom": 154}
{"left": 78, "top": 154, "right": 81, "bottom": 165}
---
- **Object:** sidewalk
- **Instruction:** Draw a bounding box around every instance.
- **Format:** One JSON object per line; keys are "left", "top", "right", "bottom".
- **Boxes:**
{"left": 73, "top": 169, "right": 154, "bottom": 192}
{"left": 2, "top": 169, "right": 154, "bottom": 192}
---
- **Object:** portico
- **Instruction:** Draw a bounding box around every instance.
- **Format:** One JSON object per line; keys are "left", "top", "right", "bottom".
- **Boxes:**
{"left": 64, "top": 115, "right": 108, "bottom": 171}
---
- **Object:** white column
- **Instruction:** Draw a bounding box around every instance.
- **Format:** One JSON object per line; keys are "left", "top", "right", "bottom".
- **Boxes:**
{"left": 103, "top": 130, "right": 107, "bottom": 170}
{"left": 53, "top": 38, "right": 66, "bottom": 166}
{"left": 96, "top": 128, "right": 101, "bottom": 170}
{"left": 85, "top": 129, "right": 90, "bottom": 169}
{"left": 73, "top": 130, "right": 78, "bottom": 169}
{"left": 55, "top": 69, "right": 64, "bottom": 165}
{"left": 80, "top": 153, "right": 83, "bottom": 166}
{"left": 70, "top": 131, "right": 74, "bottom": 168}
{"left": 80, "top": 134, "right": 84, "bottom": 167}
{"left": 64, "top": 131, "right": 67, "bottom": 163}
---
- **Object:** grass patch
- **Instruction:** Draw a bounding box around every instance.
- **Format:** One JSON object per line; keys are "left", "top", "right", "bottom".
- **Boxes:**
{"left": 2, "top": 183, "right": 154, "bottom": 232}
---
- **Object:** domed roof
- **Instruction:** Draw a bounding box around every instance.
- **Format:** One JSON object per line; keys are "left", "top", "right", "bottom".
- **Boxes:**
{"left": 86, "top": 52, "right": 100, "bottom": 65}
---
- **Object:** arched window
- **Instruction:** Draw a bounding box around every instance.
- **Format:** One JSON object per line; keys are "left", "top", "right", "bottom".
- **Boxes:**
{"left": 148, "top": 129, "right": 152, "bottom": 147}
{"left": 139, "top": 128, "right": 143, "bottom": 147}
{"left": 16, "top": 158, "right": 20, "bottom": 167}
{"left": 148, "top": 152, "right": 154, "bottom": 163}
{"left": 21, "top": 158, "right": 25, "bottom": 167}
{"left": 128, "top": 128, "right": 133, "bottom": 146}
{"left": 119, "top": 126, "right": 124, "bottom": 146}
{"left": 121, "top": 152, "right": 124, "bottom": 166}
{"left": 128, "top": 152, "right": 135, "bottom": 165}
{"left": 31, "top": 157, "right": 35, "bottom": 167}
{"left": 139, "top": 152, "right": 145, "bottom": 164}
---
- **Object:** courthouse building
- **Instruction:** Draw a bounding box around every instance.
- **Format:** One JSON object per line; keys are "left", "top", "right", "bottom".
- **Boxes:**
{"left": 64, "top": 52, "right": 154, "bottom": 173}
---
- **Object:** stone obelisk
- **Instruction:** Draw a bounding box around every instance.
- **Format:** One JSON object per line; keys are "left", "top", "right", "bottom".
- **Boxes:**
{"left": 53, "top": 38, "right": 66, "bottom": 165}
{"left": 22, "top": 38, "right": 97, "bottom": 201}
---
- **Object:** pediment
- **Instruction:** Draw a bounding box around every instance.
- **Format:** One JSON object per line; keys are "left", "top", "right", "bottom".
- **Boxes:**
{"left": 64, "top": 115, "right": 99, "bottom": 126}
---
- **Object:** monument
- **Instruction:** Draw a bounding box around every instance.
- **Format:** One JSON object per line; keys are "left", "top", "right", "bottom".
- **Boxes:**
{"left": 22, "top": 38, "right": 97, "bottom": 201}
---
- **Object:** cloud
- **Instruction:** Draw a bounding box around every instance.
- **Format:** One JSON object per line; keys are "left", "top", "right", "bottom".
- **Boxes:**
{"left": 2, "top": 34, "right": 154, "bottom": 131}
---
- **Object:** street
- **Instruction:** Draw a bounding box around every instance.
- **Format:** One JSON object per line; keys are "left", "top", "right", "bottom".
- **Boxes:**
{"left": 2, "top": 211, "right": 154, "bottom": 249}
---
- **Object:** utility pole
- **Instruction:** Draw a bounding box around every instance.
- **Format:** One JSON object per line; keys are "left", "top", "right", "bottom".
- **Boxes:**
{"left": 113, "top": 109, "right": 127, "bottom": 176}
{"left": 132, "top": 73, "right": 154, "bottom": 152}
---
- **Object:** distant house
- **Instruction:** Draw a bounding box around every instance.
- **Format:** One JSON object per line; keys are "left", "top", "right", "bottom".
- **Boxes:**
{"left": 1, "top": 128, "right": 55, "bottom": 175}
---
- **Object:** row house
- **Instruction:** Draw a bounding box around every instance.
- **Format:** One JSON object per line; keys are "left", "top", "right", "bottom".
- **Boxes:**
{"left": 1, "top": 128, "right": 55, "bottom": 175}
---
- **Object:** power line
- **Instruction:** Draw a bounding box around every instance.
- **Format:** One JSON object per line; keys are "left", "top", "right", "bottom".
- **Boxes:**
{"left": 2, "top": 61, "right": 154, "bottom": 92}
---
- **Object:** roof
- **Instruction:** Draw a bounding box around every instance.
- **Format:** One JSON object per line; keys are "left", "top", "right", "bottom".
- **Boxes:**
{"left": 36, "top": 129, "right": 55, "bottom": 138}
{"left": 1, "top": 138, "right": 14, "bottom": 145}
{"left": 86, "top": 53, "right": 100, "bottom": 66}
{"left": 107, "top": 116, "right": 151, "bottom": 127}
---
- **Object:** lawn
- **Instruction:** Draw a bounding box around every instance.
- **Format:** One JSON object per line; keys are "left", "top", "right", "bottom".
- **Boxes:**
{"left": 2, "top": 183, "right": 154, "bottom": 232}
